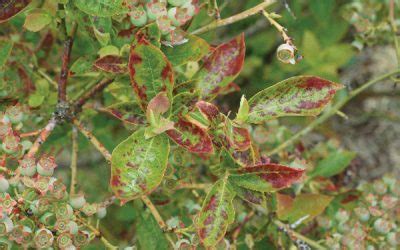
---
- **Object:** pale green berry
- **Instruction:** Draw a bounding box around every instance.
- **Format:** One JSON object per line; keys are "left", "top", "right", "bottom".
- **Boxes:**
{"left": 387, "top": 232, "right": 399, "bottom": 246}
{"left": 354, "top": 207, "right": 370, "bottom": 222}
{"left": 97, "top": 206, "right": 107, "bottom": 219}
{"left": 373, "top": 219, "right": 391, "bottom": 234}
{"left": 5, "top": 105, "right": 24, "bottom": 124}
{"left": 70, "top": 194, "right": 86, "bottom": 209}
{"left": 0, "top": 217, "right": 14, "bottom": 236}
{"left": 372, "top": 180, "right": 387, "bottom": 195}
{"left": 130, "top": 6, "right": 148, "bottom": 27}
{"left": 1, "top": 133, "right": 20, "bottom": 155}
{"left": 19, "top": 157, "right": 36, "bottom": 177}
{"left": 337, "top": 223, "right": 350, "bottom": 234}
{"left": 36, "top": 155, "right": 57, "bottom": 177}
{"left": 380, "top": 195, "right": 397, "bottom": 210}
{"left": 146, "top": 2, "right": 167, "bottom": 21}
{"left": 68, "top": 221, "right": 79, "bottom": 235}
{"left": 334, "top": 209, "right": 349, "bottom": 223}
{"left": 34, "top": 228, "right": 54, "bottom": 248}
{"left": 0, "top": 176, "right": 9, "bottom": 192}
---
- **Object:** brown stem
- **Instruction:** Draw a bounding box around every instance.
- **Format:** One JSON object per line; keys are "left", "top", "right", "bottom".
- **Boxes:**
{"left": 26, "top": 117, "right": 57, "bottom": 157}
{"left": 141, "top": 196, "right": 167, "bottom": 230}
{"left": 74, "top": 78, "right": 114, "bottom": 110}
{"left": 58, "top": 23, "right": 77, "bottom": 102}
{"left": 72, "top": 118, "right": 112, "bottom": 163}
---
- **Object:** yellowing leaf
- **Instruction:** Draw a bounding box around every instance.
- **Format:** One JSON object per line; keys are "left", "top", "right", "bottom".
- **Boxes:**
{"left": 24, "top": 10, "right": 52, "bottom": 32}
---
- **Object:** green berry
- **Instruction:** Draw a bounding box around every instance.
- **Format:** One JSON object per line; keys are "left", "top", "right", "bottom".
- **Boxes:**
{"left": 19, "top": 157, "right": 37, "bottom": 177}
{"left": 146, "top": 2, "right": 167, "bottom": 21}
{"left": 334, "top": 209, "right": 349, "bottom": 223}
{"left": 0, "top": 176, "right": 9, "bottom": 192}
{"left": 0, "top": 217, "right": 14, "bottom": 236}
{"left": 97, "top": 206, "right": 107, "bottom": 219}
{"left": 354, "top": 207, "right": 370, "bottom": 222}
{"left": 70, "top": 194, "right": 86, "bottom": 209}
{"left": 34, "top": 228, "right": 54, "bottom": 248}
{"left": 130, "top": 6, "right": 148, "bottom": 27}
{"left": 373, "top": 219, "right": 391, "bottom": 234}
{"left": 36, "top": 155, "right": 57, "bottom": 177}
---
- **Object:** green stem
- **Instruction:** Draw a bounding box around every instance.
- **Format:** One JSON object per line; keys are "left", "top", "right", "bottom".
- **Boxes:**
{"left": 267, "top": 69, "right": 400, "bottom": 155}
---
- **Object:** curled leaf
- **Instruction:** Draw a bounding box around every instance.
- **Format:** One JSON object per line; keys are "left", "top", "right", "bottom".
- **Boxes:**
{"left": 248, "top": 76, "right": 343, "bottom": 123}
{"left": 98, "top": 102, "right": 145, "bottom": 125}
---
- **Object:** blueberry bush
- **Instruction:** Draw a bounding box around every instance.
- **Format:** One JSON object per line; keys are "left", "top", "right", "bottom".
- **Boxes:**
{"left": 0, "top": 0, "right": 399, "bottom": 249}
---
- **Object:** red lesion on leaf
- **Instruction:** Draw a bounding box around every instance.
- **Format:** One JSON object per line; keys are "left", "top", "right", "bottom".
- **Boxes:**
{"left": 239, "top": 164, "right": 305, "bottom": 189}
{"left": 226, "top": 126, "right": 251, "bottom": 151}
{"left": 161, "top": 63, "right": 173, "bottom": 83}
{"left": 110, "top": 174, "right": 121, "bottom": 187}
{"left": 196, "top": 101, "right": 220, "bottom": 121}
{"left": 128, "top": 50, "right": 148, "bottom": 105}
{"left": 166, "top": 118, "right": 214, "bottom": 154}
{"left": 0, "top": 0, "right": 31, "bottom": 23}
{"left": 94, "top": 55, "right": 127, "bottom": 74}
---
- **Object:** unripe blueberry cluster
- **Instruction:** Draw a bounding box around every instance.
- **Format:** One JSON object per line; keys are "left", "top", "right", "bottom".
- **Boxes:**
{"left": 318, "top": 175, "right": 399, "bottom": 249}
{"left": 127, "top": 0, "right": 199, "bottom": 42}
{"left": 0, "top": 105, "right": 107, "bottom": 249}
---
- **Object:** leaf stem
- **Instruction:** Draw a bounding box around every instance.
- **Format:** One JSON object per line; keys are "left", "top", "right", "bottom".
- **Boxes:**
{"left": 141, "top": 195, "right": 167, "bottom": 230}
{"left": 262, "top": 11, "right": 291, "bottom": 43}
{"left": 191, "top": 0, "right": 276, "bottom": 35}
{"left": 72, "top": 118, "right": 112, "bottom": 163}
{"left": 26, "top": 117, "right": 57, "bottom": 157}
{"left": 70, "top": 127, "right": 78, "bottom": 195}
{"left": 267, "top": 69, "right": 400, "bottom": 155}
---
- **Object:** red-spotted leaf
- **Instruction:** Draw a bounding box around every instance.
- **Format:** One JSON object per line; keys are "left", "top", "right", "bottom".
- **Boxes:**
{"left": 166, "top": 118, "right": 213, "bottom": 154}
{"left": 223, "top": 119, "right": 251, "bottom": 151}
{"left": 94, "top": 55, "right": 127, "bottom": 74}
{"left": 195, "top": 101, "right": 221, "bottom": 122}
{"left": 277, "top": 193, "right": 333, "bottom": 224}
{"left": 196, "top": 179, "right": 236, "bottom": 247}
{"left": 162, "top": 34, "right": 210, "bottom": 66}
{"left": 0, "top": 0, "right": 31, "bottom": 23}
{"left": 194, "top": 34, "right": 245, "bottom": 98}
{"left": 98, "top": 102, "right": 145, "bottom": 125}
{"left": 110, "top": 129, "right": 169, "bottom": 201}
{"left": 248, "top": 76, "right": 343, "bottom": 123}
{"left": 129, "top": 33, "right": 174, "bottom": 109}
{"left": 228, "top": 164, "right": 305, "bottom": 192}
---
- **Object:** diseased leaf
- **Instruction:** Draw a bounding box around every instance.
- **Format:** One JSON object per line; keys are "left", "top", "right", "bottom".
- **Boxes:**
{"left": 162, "top": 34, "right": 210, "bottom": 66}
{"left": 166, "top": 118, "right": 213, "bottom": 154}
{"left": 110, "top": 129, "right": 169, "bottom": 201}
{"left": 196, "top": 179, "right": 236, "bottom": 247}
{"left": 98, "top": 102, "right": 145, "bottom": 125}
{"left": 277, "top": 193, "right": 333, "bottom": 224}
{"left": 231, "top": 183, "right": 266, "bottom": 206}
{"left": 0, "top": 40, "right": 13, "bottom": 68}
{"left": 223, "top": 119, "right": 251, "bottom": 151}
{"left": 229, "top": 164, "right": 305, "bottom": 192}
{"left": 248, "top": 76, "right": 343, "bottom": 123}
{"left": 74, "top": 0, "right": 124, "bottom": 17}
{"left": 309, "top": 150, "right": 356, "bottom": 178}
{"left": 195, "top": 101, "right": 221, "bottom": 123}
{"left": 0, "top": 0, "right": 31, "bottom": 23}
{"left": 194, "top": 34, "right": 245, "bottom": 98}
{"left": 94, "top": 55, "right": 127, "bottom": 74}
{"left": 171, "top": 91, "right": 198, "bottom": 115}
{"left": 129, "top": 33, "right": 174, "bottom": 109}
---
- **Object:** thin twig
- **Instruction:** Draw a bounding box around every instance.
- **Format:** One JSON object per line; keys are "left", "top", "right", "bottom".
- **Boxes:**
{"left": 70, "top": 127, "right": 78, "bottom": 195}
{"left": 273, "top": 220, "right": 326, "bottom": 250}
{"left": 262, "top": 10, "right": 291, "bottom": 43}
{"left": 72, "top": 118, "right": 112, "bottom": 163}
{"left": 141, "top": 195, "right": 167, "bottom": 230}
{"left": 76, "top": 217, "right": 117, "bottom": 249}
{"left": 175, "top": 183, "right": 211, "bottom": 190}
{"left": 267, "top": 69, "right": 400, "bottom": 155}
{"left": 74, "top": 78, "right": 114, "bottom": 111}
{"left": 26, "top": 117, "right": 57, "bottom": 157}
{"left": 19, "top": 130, "right": 41, "bottom": 138}
{"left": 191, "top": 0, "right": 276, "bottom": 35}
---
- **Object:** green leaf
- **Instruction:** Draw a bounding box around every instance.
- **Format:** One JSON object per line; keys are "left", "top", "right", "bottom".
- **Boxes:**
{"left": 0, "top": 40, "right": 13, "bottom": 68}
{"left": 309, "top": 150, "right": 356, "bottom": 178}
{"left": 194, "top": 34, "right": 245, "bottom": 99}
{"left": 196, "top": 179, "right": 236, "bottom": 247}
{"left": 74, "top": 0, "right": 124, "bottom": 17}
{"left": 100, "top": 101, "right": 145, "bottom": 125}
{"left": 129, "top": 33, "right": 174, "bottom": 109}
{"left": 231, "top": 182, "right": 266, "bottom": 207}
{"left": 23, "top": 9, "right": 52, "bottom": 32}
{"left": 162, "top": 34, "right": 210, "bottom": 66}
{"left": 248, "top": 76, "right": 343, "bottom": 124}
{"left": 228, "top": 164, "right": 305, "bottom": 192}
{"left": 277, "top": 193, "right": 333, "bottom": 224}
{"left": 302, "top": 31, "right": 321, "bottom": 64}
{"left": 110, "top": 129, "right": 170, "bottom": 201}
{"left": 0, "top": 0, "right": 31, "bottom": 23}
{"left": 28, "top": 93, "right": 44, "bottom": 107}
{"left": 136, "top": 209, "right": 169, "bottom": 250}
